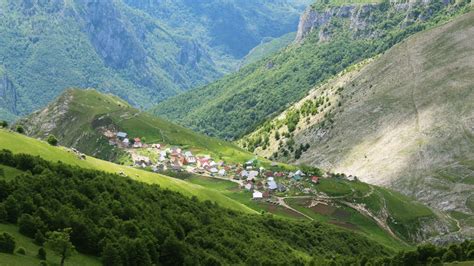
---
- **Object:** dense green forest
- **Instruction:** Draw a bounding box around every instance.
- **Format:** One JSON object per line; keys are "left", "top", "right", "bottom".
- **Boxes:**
{"left": 152, "top": 0, "right": 471, "bottom": 140}
{"left": 0, "top": 149, "right": 473, "bottom": 265}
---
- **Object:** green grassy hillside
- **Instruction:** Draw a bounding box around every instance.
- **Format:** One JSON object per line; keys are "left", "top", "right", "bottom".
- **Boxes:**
{"left": 18, "top": 89, "right": 253, "bottom": 163}
{"left": 0, "top": 129, "right": 254, "bottom": 214}
{"left": 243, "top": 11, "right": 474, "bottom": 240}
{"left": 151, "top": 0, "right": 470, "bottom": 140}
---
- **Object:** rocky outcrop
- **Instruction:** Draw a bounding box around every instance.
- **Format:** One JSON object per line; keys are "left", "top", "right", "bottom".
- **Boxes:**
{"left": 74, "top": 0, "right": 146, "bottom": 69}
{"left": 295, "top": 5, "right": 375, "bottom": 43}
{"left": 178, "top": 40, "right": 211, "bottom": 67}
{"left": 0, "top": 72, "right": 18, "bottom": 115}
{"left": 294, "top": 0, "right": 449, "bottom": 43}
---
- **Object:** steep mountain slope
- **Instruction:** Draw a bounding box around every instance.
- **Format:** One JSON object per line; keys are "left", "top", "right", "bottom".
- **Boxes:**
{"left": 152, "top": 0, "right": 470, "bottom": 140}
{"left": 0, "top": 0, "right": 308, "bottom": 121}
{"left": 242, "top": 11, "right": 474, "bottom": 240}
{"left": 17, "top": 89, "right": 253, "bottom": 163}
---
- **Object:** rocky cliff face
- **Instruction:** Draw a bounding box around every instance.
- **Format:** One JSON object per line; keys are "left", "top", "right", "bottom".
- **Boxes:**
{"left": 178, "top": 40, "right": 211, "bottom": 67}
{"left": 294, "top": 0, "right": 446, "bottom": 43}
{"left": 74, "top": 0, "right": 146, "bottom": 69}
{"left": 0, "top": 72, "right": 17, "bottom": 115}
{"left": 295, "top": 3, "right": 384, "bottom": 43}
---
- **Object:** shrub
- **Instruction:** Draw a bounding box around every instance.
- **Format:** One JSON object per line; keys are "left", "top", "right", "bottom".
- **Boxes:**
{"left": 442, "top": 250, "right": 456, "bottom": 262}
{"left": 35, "top": 230, "right": 46, "bottom": 246}
{"left": 38, "top": 247, "right": 47, "bottom": 260}
{"left": 19, "top": 214, "right": 44, "bottom": 238}
{"left": 0, "top": 232, "right": 16, "bottom": 254}
{"left": 46, "top": 135, "right": 58, "bottom": 146}
{"left": 16, "top": 247, "right": 26, "bottom": 255}
{"left": 16, "top": 125, "right": 24, "bottom": 134}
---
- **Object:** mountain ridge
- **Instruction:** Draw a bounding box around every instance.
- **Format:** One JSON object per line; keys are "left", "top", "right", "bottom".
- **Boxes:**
{"left": 151, "top": 0, "right": 470, "bottom": 140}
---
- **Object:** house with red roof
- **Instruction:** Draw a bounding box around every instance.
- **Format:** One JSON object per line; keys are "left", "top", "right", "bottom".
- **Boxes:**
{"left": 133, "top": 138, "right": 142, "bottom": 148}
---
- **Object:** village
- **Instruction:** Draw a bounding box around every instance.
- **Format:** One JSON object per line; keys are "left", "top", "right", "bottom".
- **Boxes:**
{"left": 103, "top": 130, "right": 358, "bottom": 200}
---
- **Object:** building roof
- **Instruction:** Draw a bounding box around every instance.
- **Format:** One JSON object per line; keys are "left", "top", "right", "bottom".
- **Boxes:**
{"left": 252, "top": 191, "right": 263, "bottom": 198}
{"left": 117, "top": 132, "right": 127, "bottom": 138}
{"left": 295, "top": 170, "right": 305, "bottom": 176}
{"left": 268, "top": 180, "right": 277, "bottom": 190}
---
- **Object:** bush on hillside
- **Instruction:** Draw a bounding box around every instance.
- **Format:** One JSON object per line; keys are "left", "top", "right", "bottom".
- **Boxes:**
{"left": 38, "top": 247, "right": 47, "bottom": 260}
{"left": 46, "top": 135, "right": 58, "bottom": 146}
{"left": 16, "top": 126, "right": 24, "bottom": 134}
{"left": 35, "top": 230, "right": 46, "bottom": 246}
{"left": 16, "top": 246, "right": 26, "bottom": 255}
{"left": 0, "top": 232, "right": 16, "bottom": 254}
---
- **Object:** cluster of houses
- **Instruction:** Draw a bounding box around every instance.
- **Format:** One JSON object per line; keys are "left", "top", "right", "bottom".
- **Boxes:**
{"left": 238, "top": 163, "right": 323, "bottom": 199}
{"left": 130, "top": 145, "right": 231, "bottom": 177}
{"left": 105, "top": 131, "right": 144, "bottom": 148}
{"left": 103, "top": 130, "right": 334, "bottom": 200}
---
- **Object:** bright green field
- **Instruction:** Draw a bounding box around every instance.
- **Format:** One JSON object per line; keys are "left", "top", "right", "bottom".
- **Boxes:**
{"left": 0, "top": 224, "right": 100, "bottom": 266}
{"left": 186, "top": 176, "right": 305, "bottom": 219}
{"left": 0, "top": 129, "right": 255, "bottom": 214}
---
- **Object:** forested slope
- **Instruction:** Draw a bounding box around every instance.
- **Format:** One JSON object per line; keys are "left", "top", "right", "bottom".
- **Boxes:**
{"left": 152, "top": 0, "right": 471, "bottom": 140}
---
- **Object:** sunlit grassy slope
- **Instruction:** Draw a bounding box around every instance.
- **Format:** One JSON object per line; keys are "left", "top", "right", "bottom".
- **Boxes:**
{"left": 0, "top": 129, "right": 255, "bottom": 213}
{"left": 20, "top": 89, "right": 254, "bottom": 163}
